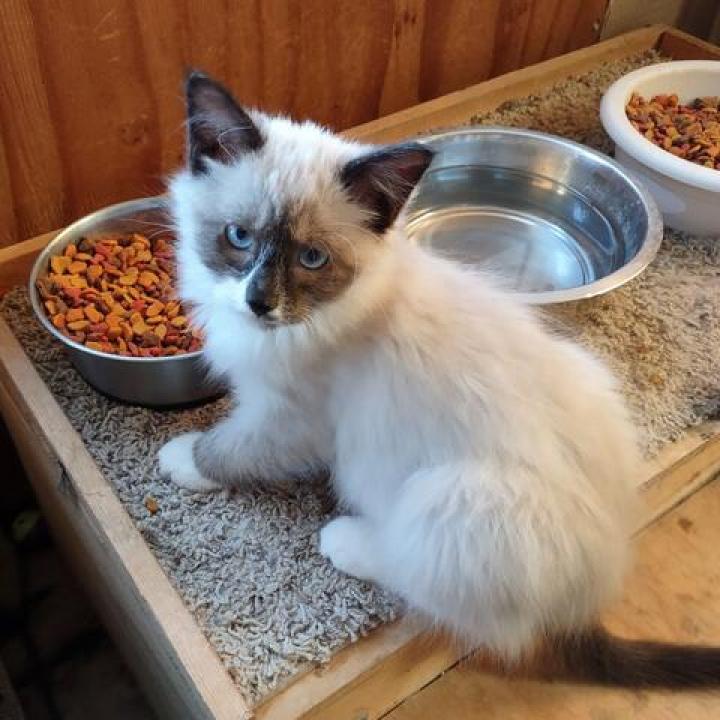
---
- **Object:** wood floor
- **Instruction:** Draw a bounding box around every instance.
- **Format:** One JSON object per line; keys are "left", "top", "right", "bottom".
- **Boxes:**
{"left": 386, "top": 473, "right": 720, "bottom": 719}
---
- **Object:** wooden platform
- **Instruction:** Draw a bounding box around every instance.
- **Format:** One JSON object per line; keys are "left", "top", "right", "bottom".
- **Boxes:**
{"left": 1, "top": 24, "right": 719, "bottom": 720}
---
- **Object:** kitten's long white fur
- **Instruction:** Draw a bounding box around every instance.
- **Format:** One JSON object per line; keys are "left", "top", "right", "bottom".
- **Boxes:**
{"left": 162, "top": 111, "right": 641, "bottom": 660}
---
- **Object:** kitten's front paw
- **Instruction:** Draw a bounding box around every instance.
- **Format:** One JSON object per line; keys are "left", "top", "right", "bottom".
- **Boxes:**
{"left": 319, "top": 516, "right": 380, "bottom": 582}
{"left": 158, "top": 432, "right": 220, "bottom": 492}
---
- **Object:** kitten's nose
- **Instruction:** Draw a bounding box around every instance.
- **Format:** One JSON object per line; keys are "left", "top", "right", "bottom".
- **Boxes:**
{"left": 246, "top": 271, "right": 277, "bottom": 317}
{"left": 247, "top": 297, "right": 273, "bottom": 317}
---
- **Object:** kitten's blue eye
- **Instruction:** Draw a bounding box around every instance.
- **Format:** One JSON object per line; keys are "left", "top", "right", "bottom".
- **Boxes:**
{"left": 224, "top": 223, "right": 252, "bottom": 250}
{"left": 299, "top": 246, "right": 329, "bottom": 270}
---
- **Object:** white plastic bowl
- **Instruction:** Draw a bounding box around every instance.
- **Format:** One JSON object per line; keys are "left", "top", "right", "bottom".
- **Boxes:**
{"left": 600, "top": 61, "right": 720, "bottom": 236}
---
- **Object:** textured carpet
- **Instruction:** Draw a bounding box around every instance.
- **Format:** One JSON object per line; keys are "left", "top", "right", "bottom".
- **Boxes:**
{"left": 1, "top": 49, "right": 719, "bottom": 704}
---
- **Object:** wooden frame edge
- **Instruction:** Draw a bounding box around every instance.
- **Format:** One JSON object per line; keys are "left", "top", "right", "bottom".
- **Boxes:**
{"left": 639, "top": 423, "right": 720, "bottom": 533}
{"left": 0, "top": 232, "right": 55, "bottom": 291}
{"left": 0, "top": 318, "right": 251, "bottom": 720}
{"left": 657, "top": 26, "right": 720, "bottom": 60}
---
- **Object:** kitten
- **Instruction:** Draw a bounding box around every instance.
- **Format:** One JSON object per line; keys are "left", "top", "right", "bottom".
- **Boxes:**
{"left": 159, "top": 72, "right": 720, "bottom": 686}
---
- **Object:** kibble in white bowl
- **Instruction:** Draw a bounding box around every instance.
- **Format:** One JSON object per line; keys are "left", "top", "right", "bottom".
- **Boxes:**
{"left": 600, "top": 60, "right": 720, "bottom": 236}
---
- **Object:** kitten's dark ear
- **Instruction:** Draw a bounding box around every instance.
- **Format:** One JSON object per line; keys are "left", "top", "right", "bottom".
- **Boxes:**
{"left": 185, "top": 71, "right": 263, "bottom": 174}
{"left": 340, "top": 143, "right": 434, "bottom": 233}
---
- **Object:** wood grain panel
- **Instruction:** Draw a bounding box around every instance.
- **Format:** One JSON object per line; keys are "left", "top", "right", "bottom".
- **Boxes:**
{"left": 0, "top": 0, "right": 65, "bottom": 245}
{"left": 0, "top": 0, "right": 610, "bottom": 248}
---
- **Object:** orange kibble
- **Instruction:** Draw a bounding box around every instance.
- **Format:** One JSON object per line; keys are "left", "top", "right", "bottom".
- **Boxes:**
{"left": 138, "top": 271, "right": 160, "bottom": 289}
{"left": 64, "top": 243, "right": 78, "bottom": 258}
{"left": 155, "top": 324, "right": 167, "bottom": 340}
{"left": 68, "top": 276, "right": 88, "bottom": 288}
{"left": 170, "top": 316, "right": 187, "bottom": 328}
{"left": 50, "top": 256, "right": 72, "bottom": 274}
{"left": 118, "top": 274, "right": 136, "bottom": 286}
{"left": 52, "top": 314, "right": 66, "bottom": 329}
{"left": 84, "top": 305, "right": 104, "bottom": 323}
{"left": 44, "top": 299, "right": 58, "bottom": 316}
{"left": 144, "top": 495, "right": 159, "bottom": 514}
{"left": 105, "top": 313, "right": 121, "bottom": 327}
{"left": 107, "top": 326, "right": 122, "bottom": 340}
{"left": 52, "top": 275, "right": 71, "bottom": 289}
{"left": 68, "top": 260, "right": 88, "bottom": 274}
{"left": 145, "top": 301, "right": 164, "bottom": 317}
{"left": 86, "top": 341, "right": 105, "bottom": 351}
{"left": 120, "top": 322, "right": 134, "bottom": 341}
{"left": 87, "top": 264, "right": 103, "bottom": 282}
{"left": 67, "top": 319, "right": 90, "bottom": 331}
{"left": 145, "top": 315, "right": 165, "bottom": 325}
{"left": 132, "top": 320, "right": 149, "bottom": 336}
{"left": 66, "top": 308, "right": 85, "bottom": 322}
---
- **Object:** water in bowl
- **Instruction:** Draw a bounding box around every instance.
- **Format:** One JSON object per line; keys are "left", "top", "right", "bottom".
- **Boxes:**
{"left": 406, "top": 165, "right": 624, "bottom": 294}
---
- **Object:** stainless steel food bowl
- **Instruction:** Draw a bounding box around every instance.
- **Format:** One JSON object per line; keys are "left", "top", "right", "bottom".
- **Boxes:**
{"left": 29, "top": 197, "right": 224, "bottom": 407}
{"left": 409, "top": 127, "right": 663, "bottom": 304}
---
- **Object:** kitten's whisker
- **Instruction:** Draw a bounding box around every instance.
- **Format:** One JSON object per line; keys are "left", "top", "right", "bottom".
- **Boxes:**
{"left": 126, "top": 218, "right": 178, "bottom": 241}
{"left": 128, "top": 217, "right": 174, "bottom": 227}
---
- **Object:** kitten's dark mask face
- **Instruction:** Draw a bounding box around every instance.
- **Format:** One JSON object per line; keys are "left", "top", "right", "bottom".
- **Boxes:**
{"left": 182, "top": 71, "right": 433, "bottom": 328}
{"left": 198, "top": 208, "right": 357, "bottom": 326}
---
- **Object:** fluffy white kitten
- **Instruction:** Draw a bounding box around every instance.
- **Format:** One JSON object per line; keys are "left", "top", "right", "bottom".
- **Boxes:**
{"left": 159, "top": 72, "right": 720, "bottom": 686}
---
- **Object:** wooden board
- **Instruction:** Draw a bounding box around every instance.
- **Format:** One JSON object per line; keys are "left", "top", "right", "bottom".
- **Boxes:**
{"left": 0, "top": 0, "right": 609, "bottom": 247}
{"left": 386, "top": 473, "right": 720, "bottom": 720}
{"left": 1, "top": 24, "right": 720, "bottom": 720}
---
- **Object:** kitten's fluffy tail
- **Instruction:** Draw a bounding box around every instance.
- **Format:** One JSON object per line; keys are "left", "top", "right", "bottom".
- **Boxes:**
{"left": 552, "top": 626, "right": 720, "bottom": 688}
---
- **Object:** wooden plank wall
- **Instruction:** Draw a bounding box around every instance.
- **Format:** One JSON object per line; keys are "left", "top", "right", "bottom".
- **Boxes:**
{"left": 0, "top": 0, "right": 609, "bottom": 248}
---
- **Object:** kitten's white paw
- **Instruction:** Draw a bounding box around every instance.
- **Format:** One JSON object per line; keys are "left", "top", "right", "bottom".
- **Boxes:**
{"left": 158, "top": 432, "right": 220, "bottom": 492}
{"left": 319, "top": 516, "right": 380, "bottom": 581}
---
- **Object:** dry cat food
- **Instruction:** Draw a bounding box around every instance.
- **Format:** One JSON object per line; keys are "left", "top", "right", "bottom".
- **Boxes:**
{"left": 36, "top": 232, "right": 202, "bottom": 357}
{"left": 625, "top": 92, "right": 720, "bottom": 169}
